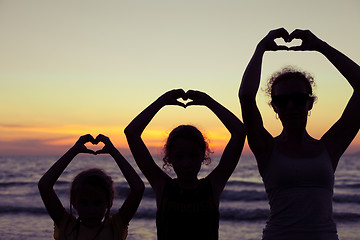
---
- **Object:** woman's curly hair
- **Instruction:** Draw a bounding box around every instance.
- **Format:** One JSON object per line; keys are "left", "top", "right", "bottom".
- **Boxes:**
{"left": 162, "top": 125, "right": 212, "bottom": 170}
{"left": 265, "top": 66, "right": 317, "bottom": 105}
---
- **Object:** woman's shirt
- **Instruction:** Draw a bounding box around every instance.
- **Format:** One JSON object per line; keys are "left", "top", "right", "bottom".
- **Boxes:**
{"left": 261, "top": 141, "right": 339, "bottom": 240}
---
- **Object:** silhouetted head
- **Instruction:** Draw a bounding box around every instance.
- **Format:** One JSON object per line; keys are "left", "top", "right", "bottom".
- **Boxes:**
{"left": 266, "top": 66, "right": 316, "bottom": 104}
{"left": 163, "top": 125, "right": 212, "bottom": 172}
{"left": 265, "top": 66, "right": 317, "bottom": 127}
{"left": 70, "top": 168, "right": 114, "bottom": 226}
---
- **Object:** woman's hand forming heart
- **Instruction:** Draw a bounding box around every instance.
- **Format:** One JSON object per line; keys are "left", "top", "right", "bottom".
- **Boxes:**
{"left": 287, "top": 29, "right": 324, "bottom": 51}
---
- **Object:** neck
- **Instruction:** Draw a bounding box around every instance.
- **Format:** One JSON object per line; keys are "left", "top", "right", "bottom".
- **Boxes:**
{"left": 279, "top": 128, "right": 310, "bottom": 144}
{"left": 177, "top": 177, "right": 199, "bottom": 189}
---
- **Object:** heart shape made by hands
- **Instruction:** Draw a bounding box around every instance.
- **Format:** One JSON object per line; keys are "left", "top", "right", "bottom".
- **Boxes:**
{"left": 85, "top": 139, "right": 105, "bottom": 152}
{"left": 177, "top": 97, "right": 193, "bottom": 106}
{"left": 275, "top": 37, "right": 302, "bottom": 48}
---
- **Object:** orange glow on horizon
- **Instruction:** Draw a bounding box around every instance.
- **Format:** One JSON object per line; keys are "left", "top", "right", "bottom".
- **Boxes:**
{"left": 0, "top": 123, "right": 358, "bottom": 156}
{"left": 0, "top": 123, "right": 251, "bottom": 156}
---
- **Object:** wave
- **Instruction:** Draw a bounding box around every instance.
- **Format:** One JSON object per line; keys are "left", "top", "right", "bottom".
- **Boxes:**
{"left": 0, "top": 206, "right": 47, "bottom": 215}
{"left": 1, "top": 183, "right": 359, "bottom": 204}
{"left": 333, "top": 194, "right": 360, "bottom": 203}
{"left": 0, "top": 182, "right": 37, "bottom": 187}
{"left": 220, "top": 208, "right": 269, "bottom": 220}
{"left": 225, "top": 180, "right": 264, "bottom": 187}
{"left": 335, "top": 183, "right": 360, "bottom": 189}
{"left": 221, "top": 190, "right": 268, "bottom": 201}
{"left": 1, "top": 206, "right": 359, "bottom": 222}
{"left": 3, "top": 179, "right": 357, "bottom": 190}
{"left": 117, "top": 188, "right": 268, "bottom": 202}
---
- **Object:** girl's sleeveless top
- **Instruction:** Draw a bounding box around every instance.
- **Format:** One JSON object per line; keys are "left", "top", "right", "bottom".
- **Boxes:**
{"left": 261, "top": 141, "right": 339, "bottom": 240}
{"left": 54, "top": 211, "right": 128, "bottom": 240}
{"left": 156, "top": 177, "right": 219, "bottom": 240}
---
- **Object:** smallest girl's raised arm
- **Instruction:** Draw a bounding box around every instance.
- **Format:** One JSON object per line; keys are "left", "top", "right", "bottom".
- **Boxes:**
{"left": 38, "top": 134, "right": 96, "bottom": 226}
{"left": 95, "top": 134, "right": 144, "bottom": 225}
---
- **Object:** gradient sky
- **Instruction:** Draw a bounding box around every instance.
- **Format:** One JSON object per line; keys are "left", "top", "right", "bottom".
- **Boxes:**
{"left": 1, "top": 0, "right": 359, "bottom": 156}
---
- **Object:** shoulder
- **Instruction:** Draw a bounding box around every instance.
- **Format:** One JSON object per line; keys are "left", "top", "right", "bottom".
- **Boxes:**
{"left": 54, "top": 211, "right": 76, "bottom": 240}
{"left": 108, "top": 212, "right": 129, "bottom": 239}
{"left": 200, "top": 177, "right": 214, "bottom": 193}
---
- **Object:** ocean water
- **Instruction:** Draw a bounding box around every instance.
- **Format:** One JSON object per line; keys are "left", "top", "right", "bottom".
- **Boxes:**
{"left": 0, "top": 153, "right": 359, "bottom": 240}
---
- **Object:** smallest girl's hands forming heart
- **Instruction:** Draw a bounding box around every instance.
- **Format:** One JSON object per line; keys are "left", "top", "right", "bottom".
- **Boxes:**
{"left": 93, "top": 134, "right": 116, "bottom": 155}
{"left": 74, "top": 134, "right": 97, "bottom": 154}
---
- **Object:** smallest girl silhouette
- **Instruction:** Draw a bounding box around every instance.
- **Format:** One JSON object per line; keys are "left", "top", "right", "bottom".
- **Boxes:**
{"left": 38, "top": 134, "right": 144, "bottom": 240}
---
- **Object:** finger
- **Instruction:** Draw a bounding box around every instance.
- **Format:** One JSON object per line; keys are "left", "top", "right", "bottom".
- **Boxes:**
{"left": 95, "top": 134, "right": 110, "bottom": 144}
{"left": 174, "top": 89, "right": 187, "bottom": 100}
{"left": 90, "top": 134, "right": 101, "bottom": 144}
{"left": 289, "top": 29, "right": 307, "bottom": 40}
{"left": 83, "top": 148, "right": 96, "bottom": 155}
{"left": 95, "top": 149, "right": 108, "bottom": 155}
{"left": 275, "top": 28, "right": 290, "bottom": 39}
{"left": 288, "top": 46, "right": 305, "bottom": 51}
{"left": 274, "top": 45, "right": 289, "bottom": 51}
{"left": 95, "top": 134, "right": 104, "bottom": 141}
{"left": 268, "top": 28, "right": 289, "bottom": 40}
{"left": 185, "top": 101, "right": 197, "bottom": 107}
{"left": 78, "top": 134, "right": 95, "bottom": 145}
{"left": 186, "top": 90, "right": 201, "bottom": 100}
{"left": 169, "top": 88, "right": 185, "bottom": 96}
{"left": 173, "top": 100, "right": 186, "bottom": 108}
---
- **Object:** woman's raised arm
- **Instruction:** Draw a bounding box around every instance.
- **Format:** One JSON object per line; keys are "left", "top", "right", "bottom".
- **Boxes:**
{"left": 239, "top": 28, "right": 289, "bottom": 172}
{"left": 289, "top": 29, "right": 360, "bottom": 169}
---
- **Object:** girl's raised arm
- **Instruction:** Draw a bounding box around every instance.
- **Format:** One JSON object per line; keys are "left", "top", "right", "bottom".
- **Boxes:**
{"left": 124, "top": 89, "right": 186, "bottom": 196}
{"left": 186, "top": 90, "right": 246, "bottom": 200}
{"left": 38, "top": 134, "right": 96, "bottom": 226}
{"left": 95, "top": 134, "right": 144, "bottom": 225}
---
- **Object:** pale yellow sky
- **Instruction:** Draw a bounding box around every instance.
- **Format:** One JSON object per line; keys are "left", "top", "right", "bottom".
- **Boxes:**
{"left": 1, "top": 0, "right": 359, "bottom": 155}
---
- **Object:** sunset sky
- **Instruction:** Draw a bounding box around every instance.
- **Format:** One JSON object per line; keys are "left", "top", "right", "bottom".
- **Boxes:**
{"left": 1, "top": 0, "right": 359, "bottom": 156}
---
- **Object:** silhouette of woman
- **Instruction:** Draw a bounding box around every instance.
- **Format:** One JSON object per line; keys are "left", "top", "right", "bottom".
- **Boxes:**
{"left": 239, "top": 28, "right": 360, "bottom": 240}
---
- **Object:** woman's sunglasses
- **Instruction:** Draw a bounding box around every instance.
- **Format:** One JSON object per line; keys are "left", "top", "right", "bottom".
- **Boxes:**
{"left": 272, "top": 93, "right": 311, "bottom": 108}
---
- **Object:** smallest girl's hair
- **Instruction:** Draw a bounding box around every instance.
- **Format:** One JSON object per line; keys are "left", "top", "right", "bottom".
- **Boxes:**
{"left": 70, "top": 168, "right": 114, "bottom": 220}
{"left": 162, "top": 125, "right": 212, "bottom": 169}
{"left": 265, "top": 66, "right": 317, "bottom": 105}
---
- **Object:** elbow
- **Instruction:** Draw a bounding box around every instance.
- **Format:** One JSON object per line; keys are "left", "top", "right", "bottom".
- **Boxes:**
{"left": 134, "top": 180, "right": 145, "bottom": 196}
{"left": 38, "top": 177, "right": 50, "bottom": 193}
{"left": 124, "top": 125, "right": 131, "bottom": 136}
{"left": 140, "top": 181, "right": 145, "bottom": 195}
{"left": 239, "top": 87, "right": 251, "bottom": 102}
{"left": 124, "top": 125, "right": 135, "bottom": 139}
{"left": 231, "top": 125, "right": 247, "bottom": 141}
{"left": 239, "top": 89, "right": 257, "bottom": 108}
{"left": 238, "top": 89, "right": 253, "bottom": 103}
{"left": 124, "top": 125, "right": 143, "bottom": 142}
